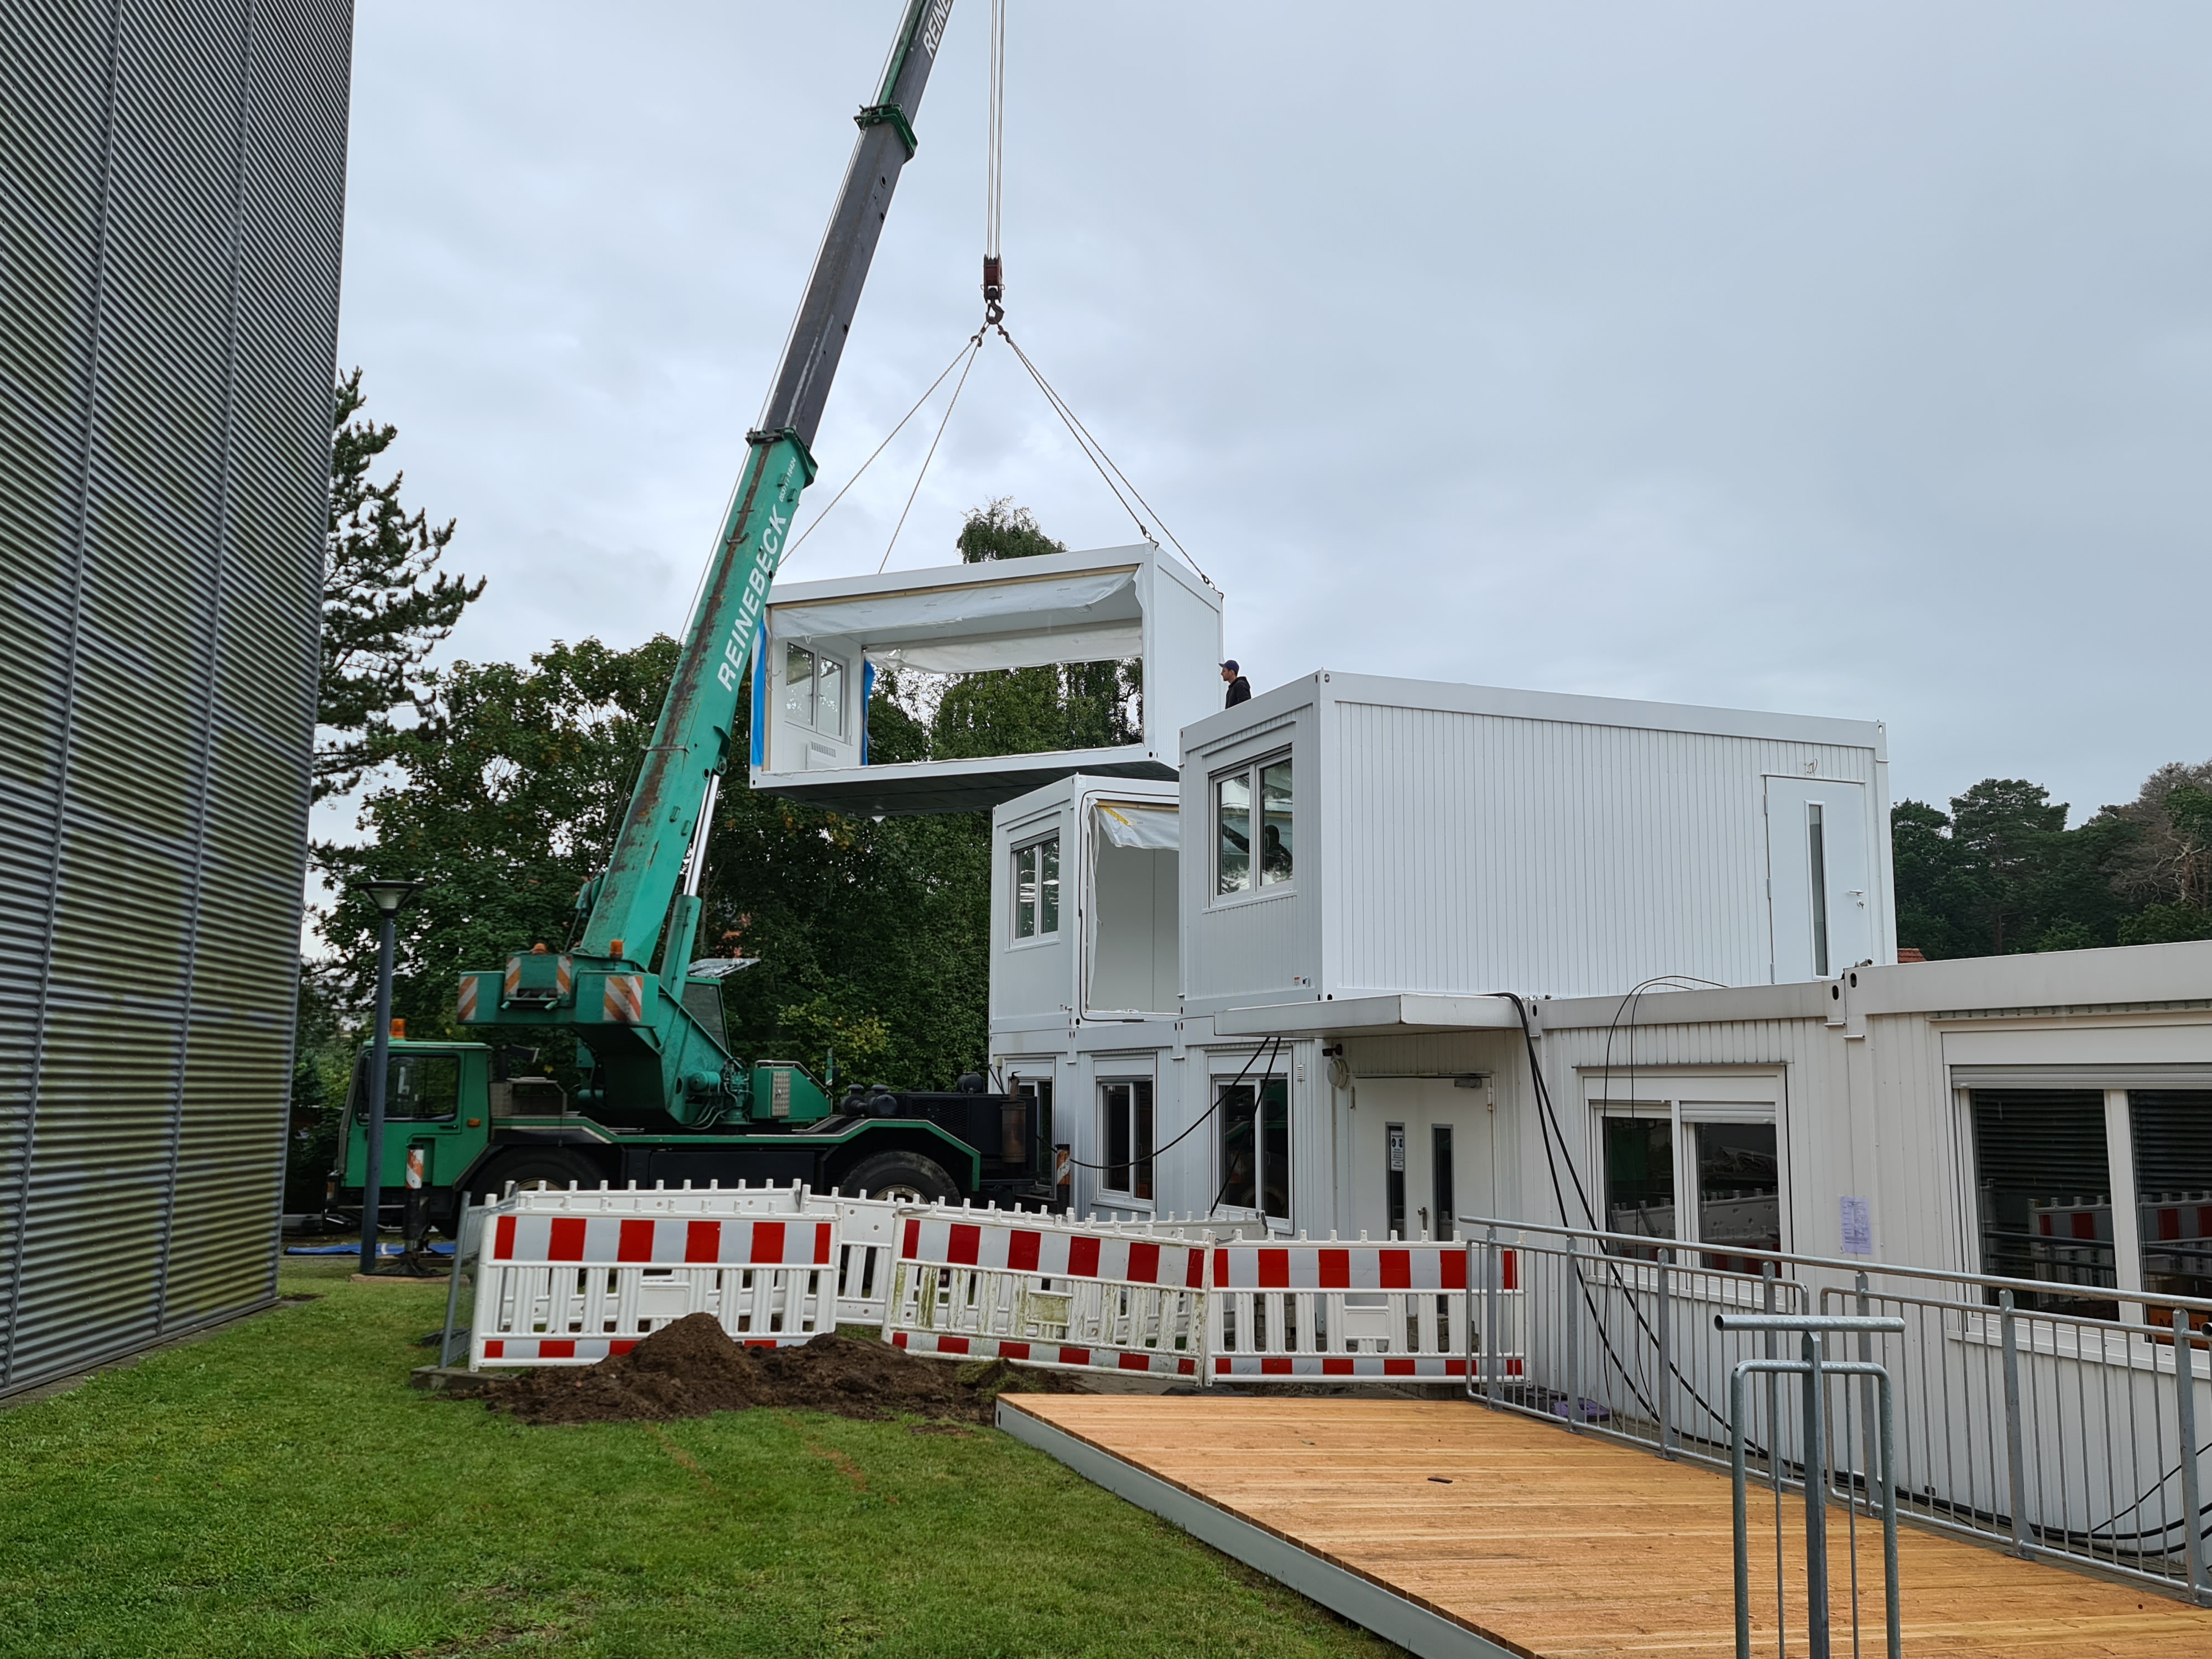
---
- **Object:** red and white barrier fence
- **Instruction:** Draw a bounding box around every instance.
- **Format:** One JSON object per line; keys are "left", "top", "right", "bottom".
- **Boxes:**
{"left": 462, "top": 1185, "right": 1527, "bottom": 1386}
{"left": 1206, "top": 1237, "right": 1521, "bottom": 1381}
{"left": 881, "top": 1211, "right": 1206, "bottom": 1378}
{"left": 469, "top": 1203, "right": 837, "bottom": 1367}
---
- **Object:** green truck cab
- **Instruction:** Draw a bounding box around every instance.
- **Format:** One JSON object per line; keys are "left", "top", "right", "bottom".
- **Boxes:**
{"left": 332, "top": 1039, "right": 1056, "bottom": 1234}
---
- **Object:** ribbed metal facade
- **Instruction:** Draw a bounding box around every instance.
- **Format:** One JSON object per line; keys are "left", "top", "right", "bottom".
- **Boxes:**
{"left": 0, "top": 0, "right": 351, "bottom": 1395}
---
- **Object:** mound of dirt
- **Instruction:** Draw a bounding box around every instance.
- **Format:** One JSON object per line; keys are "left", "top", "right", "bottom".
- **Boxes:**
{"left": 471, "top": 1314, "right": 1091, "bottom": 1427}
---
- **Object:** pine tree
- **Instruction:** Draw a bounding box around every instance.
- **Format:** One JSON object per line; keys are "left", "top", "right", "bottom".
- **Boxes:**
{"left": 317, "top": 368, "right": 484, "bottom": 799}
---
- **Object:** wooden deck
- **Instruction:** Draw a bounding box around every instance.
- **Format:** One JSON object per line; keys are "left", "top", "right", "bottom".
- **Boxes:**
{"left": 999, "top": 1394, "right": 2212, "bottom": 1659}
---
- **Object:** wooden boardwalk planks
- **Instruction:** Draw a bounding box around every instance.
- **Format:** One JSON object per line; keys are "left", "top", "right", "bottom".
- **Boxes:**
{"left": 1001, "top": 1395, "right": 2212, "bottom": 1658}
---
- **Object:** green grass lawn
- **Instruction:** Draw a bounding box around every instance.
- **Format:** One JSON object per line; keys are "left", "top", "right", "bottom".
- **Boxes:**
{"left": 1, "top": 1260, "right": 1399, "bottom": 1659}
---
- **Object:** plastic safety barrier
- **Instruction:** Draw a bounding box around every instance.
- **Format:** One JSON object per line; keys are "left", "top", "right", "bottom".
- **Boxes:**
{"left": 469, "top": 1201, "right": 838, "bottom": 1367}
{"left": 1207, "top": 1237, "right": 1523, "bottom": 1381}
{"left": 882, "top": 1209, "right": 1206, "bottom": 1378}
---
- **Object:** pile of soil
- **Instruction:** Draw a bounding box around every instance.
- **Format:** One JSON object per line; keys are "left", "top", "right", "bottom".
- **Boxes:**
{"left": 469, "top": 1314, "right": 1090, "bottom": 1427}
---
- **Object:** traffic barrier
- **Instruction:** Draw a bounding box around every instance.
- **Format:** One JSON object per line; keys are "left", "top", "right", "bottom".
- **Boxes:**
{"left": 882, "top": 1208, "right": 1207, "bottom": 1377}
{"left": 469, "top": 1203, "right": 837, "bottom": 1366}
{"left": 1207, "top": 1236, "right": 1523, "bottom": 1381}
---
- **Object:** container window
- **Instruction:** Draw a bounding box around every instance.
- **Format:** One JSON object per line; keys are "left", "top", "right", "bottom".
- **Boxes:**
{"left": 784, "top": 643, "right": 816, "bottom": 728}
{"left": 817, "top": 655, "right": 844, "bottom": 738}
{"left": 1808, "top": 803, "right": 1829, "bottom": 977}
{"left": 1100, "top": 1079, "right": 1154, "bottom": 1200}
{"left": 1215, "top": 773, "right": 1250, "bottom": 895}
{"left": 1013, "top": 834, "right": 1060, "bottom": 940}
{"left": 1259, "top": 758, "right": 1293, "bottom": 885}
{"left": 1695, "top": 1121, "right": 1780, "bottom": 1267}
{"left": 2131, "top": 1089, "right": 2212, "bottom": 1306}
{"left": 1219, "top": 1075, "right": 1290, "bottom": 1223}
{"left": 1604, "top": 1117, "right": 1674, "bottom": 1256}
{"left": 1970, "top": 1088, "right": 2115, "bottom": 1316}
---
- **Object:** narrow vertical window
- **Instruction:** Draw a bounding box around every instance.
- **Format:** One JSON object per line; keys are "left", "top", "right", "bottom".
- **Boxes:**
{"left": 1220, "top": 1084, "right": 1258, "bottom": 1209}
{"left": 1604, "top": 1117, "right": 1675, "bottom": 1259}
{"left": 1100, "top": 1080, "right": 1155, "bottom": 1200}
{"left": 816, "top": 656, "right": 844, "bottom": 738}
{"left": 1386, "top": 1123, "right": 1407, "bottom": 1239}
{"left": 1038, "top": 836, "right": 1059, "bottom": 933}
{"left": 784, "top": 643, "right": 816, "bottom": 728}
{"left": 1260, "top": 1077, "right": 1290, "bottom": 1221}
{"left": 1259, "top": 758, "right": 1293, "bottom": 885}
{"left": 1431, "top": 1124, "right": 1455, "bottom": 1239}
{"left": 1014, "top": 842, "right": 1037, "bottom": 938}
{"left": 1216, "top": 773, "right": 1251, "bottom": 895}
{"left": 1807, "top": 802, "right": 1830, "bottom": 977}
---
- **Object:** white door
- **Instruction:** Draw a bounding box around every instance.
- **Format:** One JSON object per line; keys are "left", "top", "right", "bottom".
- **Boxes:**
{"left": 1351, "top": 1079, "right": 1494, "bottom": 1241}
{"left": 1765, "top": 777, "right": 1872, "bottom": 982}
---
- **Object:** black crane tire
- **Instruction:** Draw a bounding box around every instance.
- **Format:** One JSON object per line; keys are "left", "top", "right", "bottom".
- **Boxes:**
{"left": 468, "top": 1147, "right": 608, "bottom": 1206}
{"left": 836, "top": 1150, "right": 959, "bottom": 1206}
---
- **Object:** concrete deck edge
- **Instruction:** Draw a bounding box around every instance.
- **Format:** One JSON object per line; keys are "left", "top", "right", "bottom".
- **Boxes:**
{"left": 997, "top": 1397, "right": 1525, "bottom": 1659}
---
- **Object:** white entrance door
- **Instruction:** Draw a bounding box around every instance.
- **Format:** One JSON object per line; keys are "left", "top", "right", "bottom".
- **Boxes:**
{"left": 1765, "top": 777, "right": 1873, "bottom": 982}
{"left": 1350, "top": 1079, "right": 1493, "bottom": 1241}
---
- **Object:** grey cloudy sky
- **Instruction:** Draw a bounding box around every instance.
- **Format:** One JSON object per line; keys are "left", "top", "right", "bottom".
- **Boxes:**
{"left": 336, "top": 1, "right": 2212, "bottom": 825}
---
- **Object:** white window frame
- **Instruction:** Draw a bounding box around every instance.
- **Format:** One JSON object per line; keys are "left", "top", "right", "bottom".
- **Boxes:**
{"left": 1095, "top": 1076, "right": 1155, "bottom": 1207}
{"left": 1210, "top": 748, "right": 1293, "bottom": 907}
{"left": 781, "top": 642, "right": 848, "bottom": 740}
{"left": 1585, "top": 1074, "right": 1786, "bottom": 1255}
{"left": 1009, "top": 831, "right": 1061, "bottom": 946}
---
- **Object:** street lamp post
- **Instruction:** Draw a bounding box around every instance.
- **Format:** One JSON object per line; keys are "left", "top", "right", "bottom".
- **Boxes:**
{"left": 354, "top": 877, "right": 424, "bottom": 1276}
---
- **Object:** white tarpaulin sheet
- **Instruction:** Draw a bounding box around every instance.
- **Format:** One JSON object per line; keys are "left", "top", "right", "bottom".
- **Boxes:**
{"left": 771, "top": 568, "right": 1135, "bottom": 645}
{"left": 1093, "top": 801, "right": 1179, "bottom": 851}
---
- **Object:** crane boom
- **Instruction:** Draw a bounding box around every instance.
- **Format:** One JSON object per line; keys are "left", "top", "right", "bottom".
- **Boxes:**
{"left": 463, "top": 0, "right": 959, "bottom": 1126}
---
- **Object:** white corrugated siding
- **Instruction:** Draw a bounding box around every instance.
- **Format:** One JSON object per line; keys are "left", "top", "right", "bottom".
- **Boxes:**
{"left": 1327, "top": 701, "right": 1877, "bottom": 1001}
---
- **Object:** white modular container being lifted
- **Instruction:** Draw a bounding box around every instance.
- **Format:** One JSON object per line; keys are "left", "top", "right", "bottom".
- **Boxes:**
{"left": 1177, "top": 672, "right": 1896, "bottom": 1016}
{"left": 990, "top": 774, "right": 1182, "bottom": 1029}
{"left": 749, "top": 544, "right": 1222, "bottom": 816}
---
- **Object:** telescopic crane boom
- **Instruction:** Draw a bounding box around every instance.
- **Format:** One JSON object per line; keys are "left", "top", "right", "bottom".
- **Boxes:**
{"left": 458, "top": 0, "right": 960, "bottom": 1126}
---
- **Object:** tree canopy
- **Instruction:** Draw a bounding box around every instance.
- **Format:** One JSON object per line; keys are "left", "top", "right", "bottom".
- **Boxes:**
{"left": 1892, "top": 763, "right": 2212, "bottom": 958}
{"left": 318, "top": 368, "right": 483, "bottom": 800}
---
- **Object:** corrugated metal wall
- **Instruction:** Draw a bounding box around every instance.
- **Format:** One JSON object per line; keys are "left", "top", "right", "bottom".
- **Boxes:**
{"left": 0, "top": 0, "right": 351, "bottom": 1395}
{"left": 1327, "top": 701, "right": 1881, "bottom": 1001}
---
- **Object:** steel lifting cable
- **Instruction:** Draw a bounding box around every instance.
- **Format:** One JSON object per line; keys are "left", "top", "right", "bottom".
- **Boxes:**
{"left": 994, "top": 323, "right": 1216, "bottom": 589}
{"left": 877, "top": 332, "right": 983, "bottom": 573}
{"left": 780, "top": 331, "right": 985, "bottom": 570}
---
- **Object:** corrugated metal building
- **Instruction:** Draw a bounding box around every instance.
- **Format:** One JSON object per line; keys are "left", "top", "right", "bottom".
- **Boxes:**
{"left": 0, "top": 1, "right": 353, "bottom": 1395}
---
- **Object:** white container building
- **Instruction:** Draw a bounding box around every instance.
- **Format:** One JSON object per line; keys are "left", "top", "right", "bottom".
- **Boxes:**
{"left": 990, "top": 670, "right": 1902, "bottom": 1226}
{"left": 749, "top": 544, "right": 1221, "bottom": 816}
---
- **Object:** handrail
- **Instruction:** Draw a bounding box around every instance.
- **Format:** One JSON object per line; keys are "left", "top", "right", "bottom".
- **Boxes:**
{"left": 1462, "top": 1212, "right": 2212, "bottom": 1318}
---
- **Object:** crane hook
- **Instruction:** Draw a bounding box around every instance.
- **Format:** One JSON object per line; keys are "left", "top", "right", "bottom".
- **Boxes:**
{"left": 982, "top": 255, "right": 1004, "bottom": 326}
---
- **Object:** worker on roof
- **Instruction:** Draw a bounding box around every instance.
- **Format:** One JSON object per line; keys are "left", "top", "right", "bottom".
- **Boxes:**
{"left": 1221, "top": 660, "right": 1250, "bottom": 709}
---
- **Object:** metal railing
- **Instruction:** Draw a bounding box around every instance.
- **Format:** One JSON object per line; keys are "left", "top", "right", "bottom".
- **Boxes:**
{"left": 1462, "top": 1216, "right": 2212, "bottom": 1604}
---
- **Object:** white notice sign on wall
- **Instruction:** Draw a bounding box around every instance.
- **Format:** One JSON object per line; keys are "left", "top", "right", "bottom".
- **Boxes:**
{"left": 1840, "top": 1195, "right": 1872, "bottom": 1256}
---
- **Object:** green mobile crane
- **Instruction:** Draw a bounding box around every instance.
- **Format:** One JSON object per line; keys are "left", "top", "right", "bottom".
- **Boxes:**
{"left": 331, "top": 0, "right": 1054, "bottom": 1235}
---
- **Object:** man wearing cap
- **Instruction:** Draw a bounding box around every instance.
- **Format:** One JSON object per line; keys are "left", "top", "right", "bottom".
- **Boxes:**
{"left": 1220, "top": 660, "right": 1250, "bottom": 709}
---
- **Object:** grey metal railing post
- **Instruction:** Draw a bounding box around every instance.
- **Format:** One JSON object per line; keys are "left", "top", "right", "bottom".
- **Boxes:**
{"left": 1801, "top": 1331, "right": 1831, "bottom": 1659}
{"left": 1729, "top": 1364, "right": 1754, "bottom": 1659}
{"left": 1658, "top": 1246, "right": 1677, "bottom": 1456}
{"left": 1483, "top": 1225, "right": 1502, "bottom": 1406}
{"left": 1877, "top": 1370, "right": 1901, "bottom": 1659}
{"left": 1855, "top": 1270, "right": 1876, "bottom": 1515}
{"left": 1763, "top": 1261, "right": 1783, "bottom": 1656}
{"left": 2176, "top": 1314, "right": 2209, "bottom": 1605}
{"left": 1564, "top": 1233, "right": 1582, "bottom": 1430}
{"left": 1998, "top": 1289, "right": 2031, "bottom": 1558}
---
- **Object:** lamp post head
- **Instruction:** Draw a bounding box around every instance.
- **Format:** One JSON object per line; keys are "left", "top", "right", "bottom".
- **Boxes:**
{"left": 356, "top": 877, "right": 425, "bottom": 916}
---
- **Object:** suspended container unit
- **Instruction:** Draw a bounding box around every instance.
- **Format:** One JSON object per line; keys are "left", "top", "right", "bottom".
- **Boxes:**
{"left": 1175, "top": 672, "right": 1897, "bottom": 1022}
{"left": 749, "top": 545, "right": 1222, "bottom": 816}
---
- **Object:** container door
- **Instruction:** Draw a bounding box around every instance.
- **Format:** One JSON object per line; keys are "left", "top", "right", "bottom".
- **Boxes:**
{"left": 1765, "top": 777, "right": 1872, "bottom": 982}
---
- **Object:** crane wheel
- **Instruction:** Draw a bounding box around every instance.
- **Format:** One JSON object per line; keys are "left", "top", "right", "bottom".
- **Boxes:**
{"left": 836, "top": 1150, "right": 958, "bottom": 1206}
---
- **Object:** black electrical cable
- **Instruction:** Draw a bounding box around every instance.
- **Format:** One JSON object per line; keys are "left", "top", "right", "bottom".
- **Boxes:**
{"left": 1060, "top": 1034, "right": 1282, "bottom": 1177}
